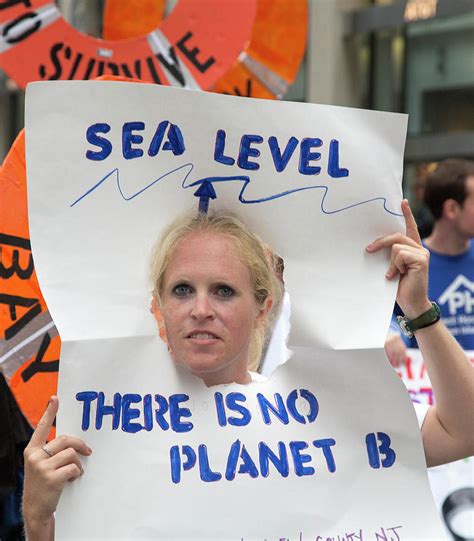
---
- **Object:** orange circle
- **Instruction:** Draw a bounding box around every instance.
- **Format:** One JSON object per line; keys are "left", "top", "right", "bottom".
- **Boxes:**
{"left": 103, "top": 0, "right": 166, "bottom": 40}
{"left": 0, "top": 0, "right": 257, "bottom": 89}
{"left": 101, "top": 0, "right": 308, "bottom": 99}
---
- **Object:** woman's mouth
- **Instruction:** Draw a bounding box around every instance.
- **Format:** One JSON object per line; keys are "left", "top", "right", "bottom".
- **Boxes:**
{"left": 187, "top": 331, "right": 220, "bottom": 341}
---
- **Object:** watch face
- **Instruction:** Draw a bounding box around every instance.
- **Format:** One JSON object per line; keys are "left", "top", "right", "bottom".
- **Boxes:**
{"left": 396, "top": 316, "right": 414, "bottom": 339}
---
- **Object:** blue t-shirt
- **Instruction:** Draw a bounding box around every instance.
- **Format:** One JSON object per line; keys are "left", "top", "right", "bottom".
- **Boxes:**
{"left": 394, "top": 241, "right": 474, "bottom": 350}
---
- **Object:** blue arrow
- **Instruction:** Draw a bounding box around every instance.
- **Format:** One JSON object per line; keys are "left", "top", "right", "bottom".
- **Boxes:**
{"left": 186, "top": 174, "right": 402, "bottom": 216}
{"left": 194, "top": 179, "right": 217, "bottom": 213}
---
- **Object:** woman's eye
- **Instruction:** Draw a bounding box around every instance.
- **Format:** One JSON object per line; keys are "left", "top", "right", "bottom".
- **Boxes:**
{"left": 173, "top": 284, "right": 192, "bottom": 297}
{"left": 216, "top": 286, "right": 235, "bottom": 298}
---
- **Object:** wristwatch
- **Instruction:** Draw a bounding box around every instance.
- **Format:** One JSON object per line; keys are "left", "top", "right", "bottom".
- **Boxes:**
{"left": 396, "top": 302, "right": 441, "bottom": 339}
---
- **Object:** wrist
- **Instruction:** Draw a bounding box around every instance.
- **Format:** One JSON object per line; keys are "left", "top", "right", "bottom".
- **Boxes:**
{"left": 401, "top": 299, "right": 432, "bottom": 320}
{"left": 396, "top": 301, "right": 441, "bottom": 339}
{"left": 24, "top": 513, "right": 54, "bottom": 541}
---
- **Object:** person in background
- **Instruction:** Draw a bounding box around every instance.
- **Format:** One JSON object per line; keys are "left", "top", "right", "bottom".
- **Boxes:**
{"left": 411, "top": 163, "right": 436, "bottom": 240}
{"left": 0, "top": 373, "right": 32, "bottom": 541}
{"left": 385, "top": 158, "right": 474, "bottom": 366}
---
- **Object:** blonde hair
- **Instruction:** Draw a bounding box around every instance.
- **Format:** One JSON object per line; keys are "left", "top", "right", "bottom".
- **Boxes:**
{"left": 150, "top": 210, "right": 282, "bottom": 371}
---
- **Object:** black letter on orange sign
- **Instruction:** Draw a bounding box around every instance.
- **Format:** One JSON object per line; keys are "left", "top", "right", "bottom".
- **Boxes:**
{"left": 39, "top": 42, "right": 65, "bottom": 80}
{"left": 117, "top": 60, "right": 143, "bottom": 80}
{"left": 0, "top": 233, "right": 34, "bottom": 279}
{"left": 176, "top": 32, "right": 215, "bottom": 74}
{"left": 156, "top": 47, "right": 185, "bottom": 87}
{"left": 2, "top": 11, "right": 41, "bottom": 44}
{"left": 119, "top": 63, "right": 133, "bottom": 78}
{"left": 83, "top": 58, "right": 97, "bottom": 80}
{"left": 21, "top": 332, "right": 59, "bottom": 383}
{"left": 145, "top": 57, "right": 163, "bottom": 84}
{"left": 0, "top": 0, "right": 31, "bottom": 10}
{"left": 106, "top": 62, "right": 119, "bottom": 76}
{"left": 0, "top": 294, "right": 41, "bottom": 340}
{"left": 228, "top": 79, "right": 253, "bottom": 98}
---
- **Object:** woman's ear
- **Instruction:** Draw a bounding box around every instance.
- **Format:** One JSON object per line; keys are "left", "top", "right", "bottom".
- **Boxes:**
{"left": 150, "top": 296, "right": 168, "bottom": 342}
{"left": 256, "top": 297, "right": 273, "bottom": 325}
{"left": 150, "top": 297, "right": 159, "bottom": 316}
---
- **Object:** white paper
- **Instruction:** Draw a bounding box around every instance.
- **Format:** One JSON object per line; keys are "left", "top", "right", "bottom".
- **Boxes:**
{"left": 25, "top": 81, "right": 446, "bottom": 540}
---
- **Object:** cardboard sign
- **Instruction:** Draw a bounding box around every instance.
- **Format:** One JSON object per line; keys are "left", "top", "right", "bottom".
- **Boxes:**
{"left": 25, "top": 80, "right": 446, "bottom": 540}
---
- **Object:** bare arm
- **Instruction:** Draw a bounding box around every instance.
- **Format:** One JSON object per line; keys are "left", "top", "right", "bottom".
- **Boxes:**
{"left": 368, "top": 200, "right": 474, "bottom": 467}
{"left": 414, "top": 322, "right": 474, "bottom": 466}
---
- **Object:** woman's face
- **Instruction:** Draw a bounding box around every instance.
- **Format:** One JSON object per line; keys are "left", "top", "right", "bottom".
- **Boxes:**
{"left": 160, "top": 231, "right": 269, "bottom": 384}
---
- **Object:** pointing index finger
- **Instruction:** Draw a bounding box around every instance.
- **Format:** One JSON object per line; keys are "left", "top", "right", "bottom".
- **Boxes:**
{"left": 402, "top": 199, "right": 422, "bottom": 245}
{"left": 30, "top": 395, "right": 59, "bottom": 447}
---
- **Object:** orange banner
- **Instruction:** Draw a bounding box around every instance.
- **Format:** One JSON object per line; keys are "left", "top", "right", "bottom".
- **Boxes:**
{"left": 0, "top": 0, "right": 257, "bottom": 89}
{"left": 0, "top": 129, "right": 58, "bottom": 434}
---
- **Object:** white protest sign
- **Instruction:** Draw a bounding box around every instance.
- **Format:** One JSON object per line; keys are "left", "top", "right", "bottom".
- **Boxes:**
{"left": 25, "top": 81, "right": 446, "bottom": 540}
{"left": 26, "top": 81, "right": 404, "bottom": 349}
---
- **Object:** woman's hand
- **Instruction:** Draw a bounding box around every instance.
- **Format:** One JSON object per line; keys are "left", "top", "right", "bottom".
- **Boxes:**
{"left": 366, "top": 199, "right": 432, "bottom": 319}
{"left": 23, "top": 396, "right": 92, "bottom": 541}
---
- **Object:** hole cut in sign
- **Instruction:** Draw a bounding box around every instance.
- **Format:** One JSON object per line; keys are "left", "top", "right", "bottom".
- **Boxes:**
{"left": 150, "top": 245, "right": 292, "bottom": 384}
{"left": 260, "top": 251, "right": 292, "bottom": 378}
{"left": 260, "top": 289, "right": 292, "bottom": 378}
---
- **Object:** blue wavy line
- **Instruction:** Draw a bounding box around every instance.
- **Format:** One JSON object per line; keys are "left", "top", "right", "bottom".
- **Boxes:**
{"left": 70, "top": 165, "right": 402, "bottom": 217}
{"left": 183, "top": 175, "right": 403, "bottom": 217}
{"left": 70, "top": 164, "right": 195, "bottom": 207}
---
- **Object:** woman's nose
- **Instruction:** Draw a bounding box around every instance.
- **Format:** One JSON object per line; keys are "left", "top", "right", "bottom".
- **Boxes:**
{"left": 190, "top": 294, "right": 215, "bottom": 319}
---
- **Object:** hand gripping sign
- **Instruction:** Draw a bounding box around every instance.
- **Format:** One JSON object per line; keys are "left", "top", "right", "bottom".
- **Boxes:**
{"left": 25, "top": 80, "right": 446, "bottom": 540}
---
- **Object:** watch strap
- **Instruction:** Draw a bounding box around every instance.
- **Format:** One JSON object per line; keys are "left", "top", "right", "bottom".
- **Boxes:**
{"left": 396, "top": 302, "right": 441, "bottom": 339}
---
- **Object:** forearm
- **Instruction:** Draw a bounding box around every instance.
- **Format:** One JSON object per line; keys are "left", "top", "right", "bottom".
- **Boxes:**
{"left": 416, "top": 320, "right": 474, "bottom": 452}
{"left": 24, "top": 514, "right": 54, "bottom": 541}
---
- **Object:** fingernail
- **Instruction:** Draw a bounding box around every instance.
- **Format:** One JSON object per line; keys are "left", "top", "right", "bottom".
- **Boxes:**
{"left": 366, "top": 244, "right": 373, "bottom": 252}
{"left": 87, "top": 447, "right": 93, "bottom": 455}
{"left": 385, "top": 271, "right": 391, "bottom": 278}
